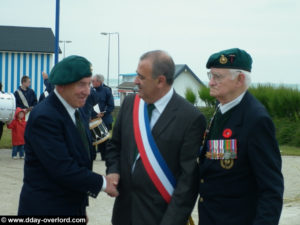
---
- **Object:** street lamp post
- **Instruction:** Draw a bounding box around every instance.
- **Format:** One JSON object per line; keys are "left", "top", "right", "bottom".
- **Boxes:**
{"left": 59, "top": 40, "right": 72, "bottom": 58}
{"left": 100, "top": 32, "right": 120, "bottom": 87}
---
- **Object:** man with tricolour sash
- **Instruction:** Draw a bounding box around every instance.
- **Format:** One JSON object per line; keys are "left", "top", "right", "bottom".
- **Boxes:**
{"left": 106, "top": 50, "right": 206, "bottom": 225}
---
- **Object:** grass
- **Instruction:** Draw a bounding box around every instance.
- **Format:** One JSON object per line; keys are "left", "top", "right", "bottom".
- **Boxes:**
{"left": 279, "top": 145, "right": 300, "bottom": 156}
{"left": 1, "top": 127, "right": 300, "bottom": 156}
{"left": 0, "top": 126, "right": 12, "bottom": 149}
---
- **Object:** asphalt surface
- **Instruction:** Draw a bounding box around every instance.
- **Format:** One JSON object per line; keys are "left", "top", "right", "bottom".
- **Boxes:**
{"left": 0, "top": 149, "right": 299, "bottom": 225}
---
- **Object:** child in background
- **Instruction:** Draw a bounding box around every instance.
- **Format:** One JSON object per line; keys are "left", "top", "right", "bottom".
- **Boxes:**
{"left": 7, "top": 107, "right": 26, "bottom": 159}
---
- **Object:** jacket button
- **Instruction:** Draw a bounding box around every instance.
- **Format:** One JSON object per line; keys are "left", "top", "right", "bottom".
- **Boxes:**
{"left": 199, "top": 197, "right": 204, "bottom": 202}
{"left": 200, "top": 179, "right": 204, "bottom": 183}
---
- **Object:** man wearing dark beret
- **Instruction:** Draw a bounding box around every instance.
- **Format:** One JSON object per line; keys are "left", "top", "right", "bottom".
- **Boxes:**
{"left": 198, "top": 48, "right": 284, "bottom": 225}
{"left": 18, "top": 55, "right": 118, "bottom": 216}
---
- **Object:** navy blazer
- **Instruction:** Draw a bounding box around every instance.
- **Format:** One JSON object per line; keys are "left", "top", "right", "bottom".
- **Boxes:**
{"left": 18, "top": 92, "right": 103, "bottom": 216}
{"left": 198, "top": 91, "right": 284, "bottom": 225}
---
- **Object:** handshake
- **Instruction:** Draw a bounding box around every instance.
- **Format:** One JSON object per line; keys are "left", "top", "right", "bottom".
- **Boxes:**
{"left": 104, "top": 173, "right": 120, "bottom": 197}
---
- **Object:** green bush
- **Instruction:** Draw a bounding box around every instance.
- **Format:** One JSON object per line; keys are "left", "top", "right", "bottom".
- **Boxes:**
{"left": 248, "top": 85, "right": 273, "bottom": 115}
{"left": 273, "top": 117, "right": 300, "bottom": 147}
{"left": 290, "top": 128, "right": 300, "bottom": 146}
{"left": 198, "top": 106, "right": 215, "bottom": 122}
{"left": 198, "top": 86, "right": 216, "bottom": 107}
{"left": 249, "top": 84, "right": 300, "bottom": 120}
{"left": 185, "top": 88, "right": 197, "bottom": 105}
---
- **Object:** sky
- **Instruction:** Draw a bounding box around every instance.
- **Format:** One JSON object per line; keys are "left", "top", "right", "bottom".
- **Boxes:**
{"left": 1, "top": 0, "right": 300, "bottom": 85}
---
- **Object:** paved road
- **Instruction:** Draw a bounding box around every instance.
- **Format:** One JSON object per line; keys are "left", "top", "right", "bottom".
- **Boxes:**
{"left": 0, "top": 149, "right": 299, "bottom": 224}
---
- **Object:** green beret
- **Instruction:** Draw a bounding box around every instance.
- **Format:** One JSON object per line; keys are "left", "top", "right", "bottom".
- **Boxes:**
{"left": 206, "top": 48, "right": 252, "bottom": 72}
{"left": 49, "top": 55, "right": 92, "bottom": 85}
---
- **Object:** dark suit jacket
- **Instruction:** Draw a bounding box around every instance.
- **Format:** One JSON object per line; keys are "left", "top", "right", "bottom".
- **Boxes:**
{"left": 198, "top": 91, "right": 284, "bottom": 225}
{"left": 106, "top": 92, "right": 206, "bottom": 225}
{"left": 18, "top": 92, "right": 103, "bottom": 216}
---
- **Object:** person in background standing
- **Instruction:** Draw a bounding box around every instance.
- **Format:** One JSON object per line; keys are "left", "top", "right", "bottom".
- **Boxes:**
{"left": 198, "top": 48, "right": 284, "bottom": 225}
{"left": 14, "top": 75, "right": 37, "bottom": 115}
{"left": 38, "top": 72, "right": 54, "bottom": 102}
{"left": 91, "top": 74, "right": 114, "bottom": 160}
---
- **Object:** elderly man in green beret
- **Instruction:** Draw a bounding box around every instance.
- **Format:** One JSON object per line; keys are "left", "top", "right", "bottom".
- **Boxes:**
{"left": 198, "top": 48, "right": 284, "bottom": 225}
{"left": 18, "top": 55, "right": 118, "bottom": 217}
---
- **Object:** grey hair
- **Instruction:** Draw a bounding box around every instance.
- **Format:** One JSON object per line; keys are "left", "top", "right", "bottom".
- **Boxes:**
{"left": 139, "top": 50, "right": 175, "bottom": 85}
{"left": 93, "top": 74, "right": 105, "bottom": 83}
{"left": 229, "top": 69, "right": 251, "bottom": 88}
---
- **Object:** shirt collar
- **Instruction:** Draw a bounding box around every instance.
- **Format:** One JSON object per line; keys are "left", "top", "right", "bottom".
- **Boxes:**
{"left": 219, "top": 91, "right": 246, "bottom": 114}
{"left": 153, "top": 88, "right": 174, "bottom": 114}
{"left": 54, "top": 88, "right": 77, "bottom": 124}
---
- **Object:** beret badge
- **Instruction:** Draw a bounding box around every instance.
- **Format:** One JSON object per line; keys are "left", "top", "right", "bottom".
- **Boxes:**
{"left": 219, "top": 55, "right": 228, "bottom": 64}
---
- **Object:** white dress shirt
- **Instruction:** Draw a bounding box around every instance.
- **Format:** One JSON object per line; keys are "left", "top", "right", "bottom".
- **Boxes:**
{"left": 150, "top": 87, "right": 174, "bottom": 129}
{"left": 219, "top": 91, "right": 246, "bottom": 114}
{"left": 54, "top": 89, "right": 76, "bottom": 124}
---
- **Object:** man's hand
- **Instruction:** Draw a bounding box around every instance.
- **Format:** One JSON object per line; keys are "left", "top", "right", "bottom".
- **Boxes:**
{"left": 97, "top": 112, "right": 105, "bottom": 118}
{"left": 107, "top": 173, "right": 120, "bottom": 186}
{"left": 105, "top": 173, "right": 120, "bottom": 197}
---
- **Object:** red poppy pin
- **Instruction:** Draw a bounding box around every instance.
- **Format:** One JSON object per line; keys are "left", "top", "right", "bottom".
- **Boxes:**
{"left": 223, "top": 128, "right": 232, "bottom": 138}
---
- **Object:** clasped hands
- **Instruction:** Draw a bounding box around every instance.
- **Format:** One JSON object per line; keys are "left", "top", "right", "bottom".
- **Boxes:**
{"left": 104, "top": 173, "right": 120, "bottom": 197}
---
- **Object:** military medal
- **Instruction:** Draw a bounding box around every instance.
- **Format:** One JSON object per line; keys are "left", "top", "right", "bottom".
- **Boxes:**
{"left": 220, "top": 158, "right": 234, "bottom": 169}
{"left": 219, "top": 54, "right": 228, "bottom": 64}
{"left": 206, "top": 139, "right": 237, "bottom": 169}
{"left": 205, "top": 151, "right": 212, "bottom": 159}
{"left": 224, "top": 151, "right": 231, "bottom": 159}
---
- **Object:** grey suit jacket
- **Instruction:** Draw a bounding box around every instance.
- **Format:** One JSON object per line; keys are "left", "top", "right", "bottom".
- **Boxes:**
{"left": 106, "top": 92, "right": 206, "bottom": 225}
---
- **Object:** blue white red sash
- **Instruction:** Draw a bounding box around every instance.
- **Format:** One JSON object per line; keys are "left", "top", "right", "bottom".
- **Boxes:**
{"left": 133, "top": 95, "right": 176, "bottom": 203}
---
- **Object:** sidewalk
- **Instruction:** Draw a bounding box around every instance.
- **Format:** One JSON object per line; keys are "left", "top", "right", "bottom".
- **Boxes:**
{"left": 0, "top": 149, "right": 299, "bottom": 224}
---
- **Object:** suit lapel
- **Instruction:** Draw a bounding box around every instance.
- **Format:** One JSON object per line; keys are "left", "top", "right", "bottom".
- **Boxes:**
{"left": 49, "top": 93, "right": 91, "bottom": 161}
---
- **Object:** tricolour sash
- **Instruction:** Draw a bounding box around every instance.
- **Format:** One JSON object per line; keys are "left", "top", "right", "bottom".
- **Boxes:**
{"left": 133, "top": 95, "right": 176, "bottom": 203}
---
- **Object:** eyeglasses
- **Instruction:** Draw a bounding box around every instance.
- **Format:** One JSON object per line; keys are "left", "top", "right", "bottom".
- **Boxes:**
{"left": 207, "top": 70, "right": 242, "bottom": 83}
{"left": 207, "top": 72, "right": 226, "bottom": 82}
